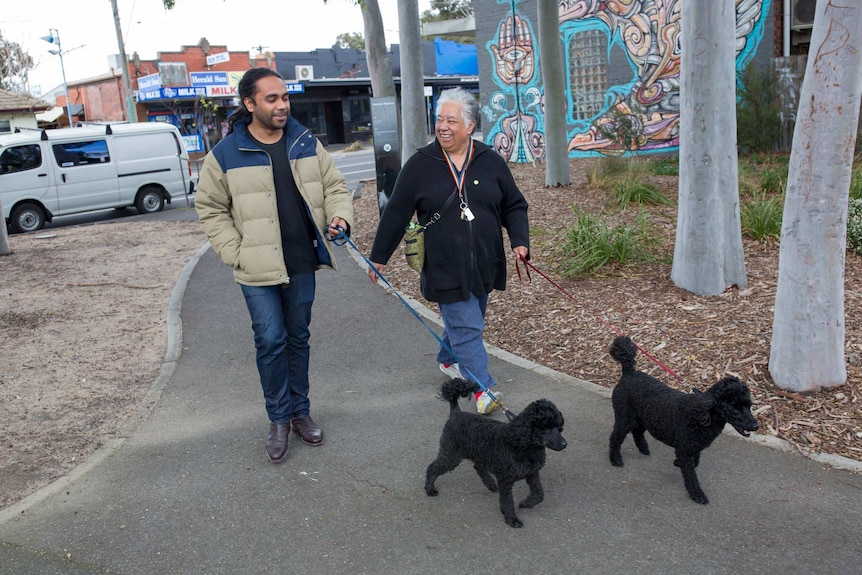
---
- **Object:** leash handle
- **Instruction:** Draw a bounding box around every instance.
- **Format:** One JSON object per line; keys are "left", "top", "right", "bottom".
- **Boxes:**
{"left": 517, "top": 255, "right": 686, "bottom": 387}
{"left": 328, "top": 225, "right": 348, "bottom": 246}
{"left": 515, "top": 253, "right": 532, "bottom": 286}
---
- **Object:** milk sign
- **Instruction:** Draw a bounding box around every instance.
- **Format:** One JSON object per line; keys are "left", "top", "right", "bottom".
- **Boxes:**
{"left": 205, "top": 85, "right": 238, "bottom": 97}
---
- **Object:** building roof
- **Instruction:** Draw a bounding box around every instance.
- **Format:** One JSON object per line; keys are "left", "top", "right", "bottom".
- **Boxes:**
{"left": 0, "top": 89, "right": 53, "bottom": 113}
{"left": 36, "top": 104, "right": 85, "bottom": 122}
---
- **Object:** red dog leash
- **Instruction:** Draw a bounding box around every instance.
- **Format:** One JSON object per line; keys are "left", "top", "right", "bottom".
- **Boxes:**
{"left": 515, "top": 254, "right": 687, "bottom": 387}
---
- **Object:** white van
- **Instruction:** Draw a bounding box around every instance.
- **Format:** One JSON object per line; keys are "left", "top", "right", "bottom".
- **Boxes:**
{"left": 1, "top": 122, "right": 194, "bottom": 233}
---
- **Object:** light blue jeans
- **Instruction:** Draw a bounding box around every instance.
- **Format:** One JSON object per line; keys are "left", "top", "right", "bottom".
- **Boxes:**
{"left": 435, "top": 293, "right": 497, "bottom": 391}
{"left": 240, "top": 273, "right": 315, "bottom": 423}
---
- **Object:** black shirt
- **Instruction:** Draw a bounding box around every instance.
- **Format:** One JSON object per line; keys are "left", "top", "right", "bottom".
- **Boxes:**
{"left": 254, "top": 131, "right": 318, "bottom": 275}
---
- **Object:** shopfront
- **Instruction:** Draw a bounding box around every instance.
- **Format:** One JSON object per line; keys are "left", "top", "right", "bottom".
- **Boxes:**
{"left": 136, "top": 71, "right": 306, "bottom": 155}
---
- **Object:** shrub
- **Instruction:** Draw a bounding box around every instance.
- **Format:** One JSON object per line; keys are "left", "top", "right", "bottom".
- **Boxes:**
{"left": 650, "top": 156, "right": 678, "bottom": 176}
{"left": 737, "top": 159, "right": 761, "bottom": 199}
{"left": 848, "top": 198, "right": 862, "bottom": 254}
{"left": 737, "top": 64, "right": 782, "bottom": 153}
{"left": 587, "top": 157, "right": 654, "bottom": 192}
{"left": 849, "top": 168, "right": 862, "bottom": 201}
{"left": 586, "top": 156, "right": 630, "bottom": 189}
{"left": 594, "top": 105, "right": 646, "bottom": 155}
{"left": 741, "top": 191, "right": 783, "bottom": 240}
{"left": 611, "top": 176, "right": 672, "bottom": 208}
{"left": 758, "top": 168, "right": 785, "bottom": 195}
{"left": 560, "top": 207, "right": 657, "bottom": 277}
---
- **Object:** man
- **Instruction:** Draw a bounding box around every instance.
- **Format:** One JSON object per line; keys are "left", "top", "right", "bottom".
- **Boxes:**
{"left": 195, "top": 68, "right": 353, "bottom": 463}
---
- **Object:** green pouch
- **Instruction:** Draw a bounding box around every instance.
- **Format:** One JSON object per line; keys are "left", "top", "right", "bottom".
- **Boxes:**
{"left": 403, "top": 222, "right": 425, "bottom": 272}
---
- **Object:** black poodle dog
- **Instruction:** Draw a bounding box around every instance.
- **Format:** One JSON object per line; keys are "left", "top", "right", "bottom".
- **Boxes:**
{"left": 608, "top": 336, "right": 759, "bottom": 504}
{"left": 424, "top": 378, "right": 567, "bottom": 528}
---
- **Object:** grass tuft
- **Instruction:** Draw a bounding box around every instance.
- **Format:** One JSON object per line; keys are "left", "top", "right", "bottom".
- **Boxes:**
{"left": 560, "top": 207, "right": 658, "bottom": 277}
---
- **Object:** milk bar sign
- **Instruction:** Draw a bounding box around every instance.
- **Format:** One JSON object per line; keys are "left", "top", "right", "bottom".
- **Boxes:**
{"left": 136, "top": 86, "right": 207, "bottom": 102}
{"left": 206, "top": 52, "right": 230, "bottom": 66}
{"left": 205, "top": 85, "right": 238, "bottom": 97}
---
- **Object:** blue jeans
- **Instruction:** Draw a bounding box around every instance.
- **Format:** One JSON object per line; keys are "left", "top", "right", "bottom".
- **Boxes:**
{"left": 240, "top": 273, "right": 315, "bottom": 423}
{"left": 436, "top": 293, "right": 497, "bottom": 391}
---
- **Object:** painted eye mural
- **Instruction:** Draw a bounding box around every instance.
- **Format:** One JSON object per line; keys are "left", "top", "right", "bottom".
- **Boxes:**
{"left": 483, "top": 0, "right": 770, "bottom": 161}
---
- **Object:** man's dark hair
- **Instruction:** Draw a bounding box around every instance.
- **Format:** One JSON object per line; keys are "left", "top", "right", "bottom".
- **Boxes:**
{"left": 227, "top": 68, "right": 285, "bottom": 134}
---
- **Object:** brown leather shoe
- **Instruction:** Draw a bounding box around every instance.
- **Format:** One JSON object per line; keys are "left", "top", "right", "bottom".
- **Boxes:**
{"left": 291, "top": 416, "right": 324, "bottom": 446}
{"left": 265, "top": 423, "right": 290, "bottom": 463}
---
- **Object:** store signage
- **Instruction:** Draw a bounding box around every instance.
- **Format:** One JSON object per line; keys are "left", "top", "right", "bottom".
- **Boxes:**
{"left": 136, "top": 86, "right": 207, "bottom": 102}
{"left": 190, "top": 71, "right": 229, "bottom": 86}
{"left": 182, "top": 134, "right": 203, "bottom": 153}
{"left": 205, "top": 85, "right": 238, "bottom": 97}
{"left": 206, "top": 52, "right": 230, "bottom": 66}
{"left": 136, "top": 78, "right": 304, "bottom": 101}
{"left": 138, "top": 73, "right": 161, "bottom": 90}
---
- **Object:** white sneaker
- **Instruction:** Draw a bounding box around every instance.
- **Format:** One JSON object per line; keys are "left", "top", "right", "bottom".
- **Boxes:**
{"left": 439, "top": 363, "right": 462, "bottom": 379}
{"left": 476, "top": 390, "right": 504, "bottom": 415}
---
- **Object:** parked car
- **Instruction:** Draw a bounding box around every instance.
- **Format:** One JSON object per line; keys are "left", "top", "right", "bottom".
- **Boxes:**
{"left": 1, "top": 122, "right": 194, "bottom": 233}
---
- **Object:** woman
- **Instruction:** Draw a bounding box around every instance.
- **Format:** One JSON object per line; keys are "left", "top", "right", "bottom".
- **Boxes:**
{"left": 367, "top": 87, "right": 529, "bottom": 414}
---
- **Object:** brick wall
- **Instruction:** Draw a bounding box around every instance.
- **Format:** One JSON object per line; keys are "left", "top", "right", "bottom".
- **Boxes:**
{"left": 83, "top": 78, "right": 126, "bottom": 122}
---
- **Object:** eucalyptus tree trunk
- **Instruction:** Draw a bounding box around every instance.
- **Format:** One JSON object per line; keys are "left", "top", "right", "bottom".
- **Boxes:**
{"left": 537, "top": 0, "right": 570, "bottom": 186}
{"left": 670, "top": 0, "right": 746, "bottom": 295}
{"left": 398, "top": 0, "right": 428, "bottom": 163}
{"left": 362, "top": 0, "right": 396, "bottom": 98}
{"left": 769, "top": 1, "right": 862, "bottom": 392}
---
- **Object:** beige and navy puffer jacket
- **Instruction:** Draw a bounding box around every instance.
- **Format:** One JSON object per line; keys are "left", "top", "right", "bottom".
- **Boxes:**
{"left": 195, "top": 117, "right": 354, "bottom": 286}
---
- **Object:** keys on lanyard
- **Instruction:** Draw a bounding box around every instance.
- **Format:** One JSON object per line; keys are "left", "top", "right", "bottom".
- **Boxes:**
{"left": 461, "top": 201, "right": 475, "bottom": 222}
{"left": 445, "top": 141, "right": 475, "bottom": 222}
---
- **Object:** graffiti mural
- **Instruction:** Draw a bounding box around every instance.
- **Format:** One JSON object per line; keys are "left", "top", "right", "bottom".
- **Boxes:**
{"left": 484, "top": 0, "right": 770, "bottom": 161}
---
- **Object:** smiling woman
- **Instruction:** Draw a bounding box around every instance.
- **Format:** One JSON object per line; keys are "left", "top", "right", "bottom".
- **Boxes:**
{"left": 367, "top": 86, "right": 530, "bottom": 415}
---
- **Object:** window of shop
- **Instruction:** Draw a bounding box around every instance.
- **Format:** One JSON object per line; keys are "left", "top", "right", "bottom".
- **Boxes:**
{"left": 290, "top": 102, "right": 326, "bottom": 137}
{"left": 348, "top": 97, "right": 371, "bottom": 135}
{"left": 158, "top": 62, "right": 190, "bottom": 87}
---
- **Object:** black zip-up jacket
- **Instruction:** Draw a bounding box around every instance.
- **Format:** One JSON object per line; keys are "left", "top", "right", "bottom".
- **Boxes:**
{"left": 369, "top": 139, "right": 529, "bottom": 304}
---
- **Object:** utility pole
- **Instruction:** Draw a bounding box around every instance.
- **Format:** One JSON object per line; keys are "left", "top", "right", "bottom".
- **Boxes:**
{"left": 110, "top": 0, "right": 138, "bottom": 122}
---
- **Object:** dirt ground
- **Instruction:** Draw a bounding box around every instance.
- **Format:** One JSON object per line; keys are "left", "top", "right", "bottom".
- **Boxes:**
{"left": 0, "top": 220, "right": 206, "bottom": 508}
{"left": 2, "top": 157, "right": 860, "bottom": 509}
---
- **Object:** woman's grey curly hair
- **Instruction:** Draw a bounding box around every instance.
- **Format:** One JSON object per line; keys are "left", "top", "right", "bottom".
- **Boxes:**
{"left": 435, "top": 87, "right": 479, "bottom": 128}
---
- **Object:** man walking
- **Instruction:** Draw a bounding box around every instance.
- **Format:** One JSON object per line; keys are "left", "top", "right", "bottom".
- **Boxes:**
{"left": 195, "top": 68, "right": 354, "bottom": 463}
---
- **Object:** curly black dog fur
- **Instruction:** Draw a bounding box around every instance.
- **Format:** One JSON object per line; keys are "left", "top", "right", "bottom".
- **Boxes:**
{"left": 424, "top": 378, "right": 567, "bottom": 527}
{"left": 608, "top": 336, "right": 759, "bottom": 504}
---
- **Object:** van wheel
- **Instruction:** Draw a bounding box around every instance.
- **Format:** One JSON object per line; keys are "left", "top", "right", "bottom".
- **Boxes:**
{"left": 136, "top": 186, "right": 165, "bottom": 214}
{"left": 10, "top": 202, "right": 46, "bottom": 234}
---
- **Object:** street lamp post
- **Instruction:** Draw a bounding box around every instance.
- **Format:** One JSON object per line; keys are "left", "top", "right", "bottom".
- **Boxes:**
{"left": 40, "top": 29, "right": 75, "bottom": 128}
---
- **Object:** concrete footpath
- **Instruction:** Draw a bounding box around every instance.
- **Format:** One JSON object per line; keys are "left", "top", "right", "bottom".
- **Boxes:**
{"left": 1, "top": 242, "right": 861, "bottom": 575}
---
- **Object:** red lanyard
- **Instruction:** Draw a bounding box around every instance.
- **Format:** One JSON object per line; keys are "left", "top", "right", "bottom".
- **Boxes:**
{"left": 442, "top": 139, "right": 474, "bottom": 199}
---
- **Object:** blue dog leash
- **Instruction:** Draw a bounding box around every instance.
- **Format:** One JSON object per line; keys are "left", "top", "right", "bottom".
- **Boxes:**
{"left": 328, "top": 227, "right": 513, "bottom": 420}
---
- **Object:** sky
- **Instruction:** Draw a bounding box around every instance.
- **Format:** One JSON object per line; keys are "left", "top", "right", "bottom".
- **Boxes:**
{"left": 6, "top": 0, "right": 432, "bottom": 97}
